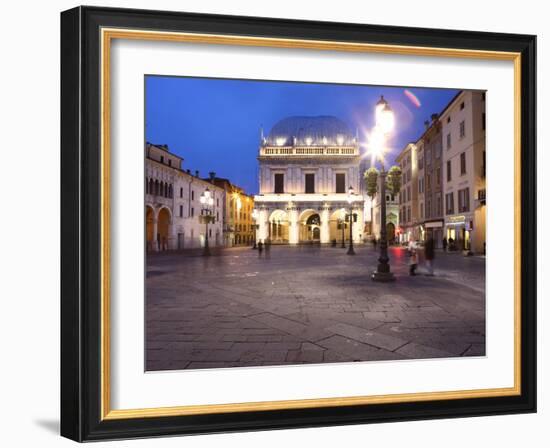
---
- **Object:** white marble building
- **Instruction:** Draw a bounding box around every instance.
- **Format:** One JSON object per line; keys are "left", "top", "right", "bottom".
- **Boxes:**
{"left": 254, "top": 116, "right": 365, "bottom": 245}
{"left": 145, "top": 143, "right": 224, "bottom": 251}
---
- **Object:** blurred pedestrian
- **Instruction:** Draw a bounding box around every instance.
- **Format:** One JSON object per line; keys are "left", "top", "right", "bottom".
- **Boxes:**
{"left": 425, "top": 237, "right": 435, "bottom": 275}
{"left": 265, "top": 238, "right": 271, "bottom": 259}
{"left": 442, "top": 237, "right": 448, "bottom": 252}
{"left": 408, "top": 240, "right": 418, "bottom": 276}
{"left": 257, "top": 240, "right": 263, "bottom": 257}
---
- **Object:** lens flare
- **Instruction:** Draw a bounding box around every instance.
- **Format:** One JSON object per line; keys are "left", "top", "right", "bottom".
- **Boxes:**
{"left": 404, "top": 89, "right": 421, "bottom": 108}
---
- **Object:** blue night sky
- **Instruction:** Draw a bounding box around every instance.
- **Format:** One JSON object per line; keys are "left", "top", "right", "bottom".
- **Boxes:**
{"left": 145, "top": 76, "right": 459, "bottom": 195}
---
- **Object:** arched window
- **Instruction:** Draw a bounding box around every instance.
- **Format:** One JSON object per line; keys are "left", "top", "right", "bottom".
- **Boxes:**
{"left": 149, "top": 179, "right": 154, "bottom": 195}
{"left": 155, "top": 180, "right": 159, "bottom": 195}
{"left": 169, "top": 184, "right": 173, "bottom": 198}
{"left": 145, "top": 177, "right": 148, "bottom": 194}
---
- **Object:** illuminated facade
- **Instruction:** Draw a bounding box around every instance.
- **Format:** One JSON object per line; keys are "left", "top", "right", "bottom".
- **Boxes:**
{"left": 254, "top": 116, "right": 365, "bottom": 245}
{"left": 209, "top": 176, "right": 255, "bottom": 247}
{"left": 145, "top": 143, "right": 224, "bottom": 251}
{"left": 440, "top": 91, "right": 486, "bottom": 253}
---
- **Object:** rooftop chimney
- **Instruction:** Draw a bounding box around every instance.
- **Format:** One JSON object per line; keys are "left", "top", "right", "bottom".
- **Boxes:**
{"left": 431, "top": 113, "right": 438, "bottom": 122}
{"left": 186, "top": 169, "right": 191, "bottom": 174}
{"left": 424, "top": 120, "right": 429, "bottom": 129}
{"left": 195, "top": 170, "right": 199, "bottom": 177}
{"left": 209, "top": 171, "right": 216, "bottom": 180}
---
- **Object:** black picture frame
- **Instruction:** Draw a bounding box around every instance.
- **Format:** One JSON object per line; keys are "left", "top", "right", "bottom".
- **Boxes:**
{"left": 61, "top": 5, "right": 536, "bottom": 442}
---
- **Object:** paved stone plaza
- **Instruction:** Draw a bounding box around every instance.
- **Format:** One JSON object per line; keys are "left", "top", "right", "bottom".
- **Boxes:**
{"left": 146, "top": 245, "right": 485, "bottom": 371}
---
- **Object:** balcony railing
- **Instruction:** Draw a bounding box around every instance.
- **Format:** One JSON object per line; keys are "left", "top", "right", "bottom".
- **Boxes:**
{"left": 260, "top": 146, "right": 359, "bottom": 157}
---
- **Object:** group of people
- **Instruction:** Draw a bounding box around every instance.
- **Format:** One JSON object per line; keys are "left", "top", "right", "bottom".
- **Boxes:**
{"left": 407, "top": 237, "right": 435, "bottom": 276}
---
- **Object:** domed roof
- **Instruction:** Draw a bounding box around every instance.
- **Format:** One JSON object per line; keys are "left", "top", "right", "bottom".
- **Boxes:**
{"left": 265, "top": 116, "right": 355, "bottom": 147}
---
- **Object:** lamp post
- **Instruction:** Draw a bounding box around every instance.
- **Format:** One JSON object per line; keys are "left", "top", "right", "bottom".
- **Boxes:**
{"left": 340, "top": 210, "right": 346, "bottom": 248}
{"left": 251, "top": 208, "right": 259, "bottom": 249}
{"left": 371, "top": 96, "right": 396, "bottom": 282}
{"left": 200, "top": 188, "right": 214, "bottom": 256}
{"left": 347, "top": 185, "right": 356, "bottom": 255}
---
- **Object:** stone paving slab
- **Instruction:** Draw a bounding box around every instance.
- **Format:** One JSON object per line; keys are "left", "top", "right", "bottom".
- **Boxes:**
{"left": 146, "top": 245, "right": 486, "bottom": 371}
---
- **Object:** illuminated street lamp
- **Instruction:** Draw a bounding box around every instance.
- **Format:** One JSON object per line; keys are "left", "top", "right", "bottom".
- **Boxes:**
{"left": 200, "top": 188, "right": 215, "bottom": 256}
{"left": 371, "top": 95, "right": 396, "bottom": 282}
{"left": 251, "top": 208, "right": 259, "bottom": 249}
{"left": 347, "top": 185, "right": 356, "bottom": 255}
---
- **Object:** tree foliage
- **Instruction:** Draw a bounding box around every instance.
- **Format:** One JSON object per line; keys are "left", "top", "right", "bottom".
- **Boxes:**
{"left": 386, "top": 165, "right": 403, "bottom": 196}
{"left": 364, "top": 167, "right": 379, "bottom": 199}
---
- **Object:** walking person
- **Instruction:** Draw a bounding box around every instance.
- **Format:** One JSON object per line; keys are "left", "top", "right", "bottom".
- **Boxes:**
{"left": 265, "top": 238, "right": 271, "bottom": 259}
{"left": 442, "top": 237, "right": 448, "bottom": 252}
{"left": 408, "top": 239, "right": 418, "bottom": 276}
{"left": 257, "top": 240, "right": 263, "bottom": 257}
{"left": 424, "top": 237, "right": 435, "bottom": 276}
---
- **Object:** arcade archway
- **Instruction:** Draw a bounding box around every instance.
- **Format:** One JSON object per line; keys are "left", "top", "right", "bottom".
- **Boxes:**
{"left": 146, "top": 205, "right": 155, "bottom": 251}
{"left": 157, "top": 207, "right": 171, "bottom": 251}
{"left": 299, "top": 209, "right": 321, "bottom": 242}
{"left": 269, "top": 209, "right": 289, "bottom": 243}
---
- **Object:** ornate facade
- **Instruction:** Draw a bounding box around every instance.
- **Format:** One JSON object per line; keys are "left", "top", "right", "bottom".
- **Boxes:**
{"left": 145, "top": 143, "right": 224, "bottom": 251}
{"left": 254, "top": 116, "right": 365, "bottom": 245}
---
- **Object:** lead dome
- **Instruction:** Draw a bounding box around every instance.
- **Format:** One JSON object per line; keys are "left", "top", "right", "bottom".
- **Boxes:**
{"left": 265, "top": 116, "right": 356, "bottom": 147}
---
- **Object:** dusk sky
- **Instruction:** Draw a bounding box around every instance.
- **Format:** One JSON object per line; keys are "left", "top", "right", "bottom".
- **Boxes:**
{"left": 145, "top": 76, "right": 459, "bottom": 195}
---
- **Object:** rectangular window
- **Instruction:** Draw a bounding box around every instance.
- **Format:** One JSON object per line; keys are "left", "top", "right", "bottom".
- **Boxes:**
{"left": 435, "top": 192, "right": 442, "bottom": 216}
{"left": 447, "top": 133, "right": 451, "bottom": 149}
{"left": 460, "top": 152, "right": 467, "bottom": 175}
{"left": 447, "top": 160, "right": 452, "bottom": 182}
{"left": 482, "top": 113, "right": 486, "bottom": 130}
{"left": 191, "top": 190, "right": 194, "bottom": 201}
{"left": 191, "top": 207, "right": 194, "bottom": 217}
{"left": 460, "top": 120, "right": 466, "bottom": 138}
{"left": 436, "top": 168, "right": 441, "bottom": 186}
{"left": 460, "top": 101, "right": 465, "bottom": 110}
{"left": 420, "top": 202, "right": 424, "bottom": 219}
{"left": 407, "top": 206, "right": 411, "bottom": 223}
{"left": 407, "top": 186, "right": 411, "bottom": 203}
{"left": 180, "top": 187, "right": 183, "bottom": 198}
{"left": 274, "top": 173, "right": 284, "bottom": 193}
{"left": 427, "top": 174, "right": 431, "bottom": 191}
{"left": 160, "top": 155, "right": 164, "bottom": 163}
{"left": 445, "top": 192, "right": 454, "bottom": 215}
{"left": 168, "top": 159, "right": 172, "bottom": 167}
{"left": 335, "top": 173, "right": 346, "bottom": 193}
{"left": 305, "top": 173, "right": 315, "bottom": 193}
{"left": 179, "top": 205, "right": 183, "bottom": 217}
{"left": 458, "top": 188, "right": 470, "bottom": 212}
{"left": 426, "top": 199, "right": 431, "bottom": 218}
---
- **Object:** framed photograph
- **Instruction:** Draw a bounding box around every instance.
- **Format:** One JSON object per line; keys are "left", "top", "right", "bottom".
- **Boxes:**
{"left": 60, "top": 6, "right": 536, "bottom": 441}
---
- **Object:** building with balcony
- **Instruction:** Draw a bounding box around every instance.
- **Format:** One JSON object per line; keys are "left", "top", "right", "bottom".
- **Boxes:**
{"left": 208, "top": 176, "right": 255, "bottom": 247}
{"left": 396, "top": 142, "right": 420, "bottom": 242}
{"left": 422, "top": 114, "right": 445, "bottom": 248}
{"left": 145, "top": 143, "right": 224, "bottom": 251}
{"left": 254, "top": 116, "right": 365, "bottom": 245}
{"left": 440, "top": 91, "right": 486, "bottom": 253}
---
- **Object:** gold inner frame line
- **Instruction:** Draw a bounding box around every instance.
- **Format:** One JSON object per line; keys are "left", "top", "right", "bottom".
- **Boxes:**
{"left": 100, "top": 27, "right": 522, "bottom": 421}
